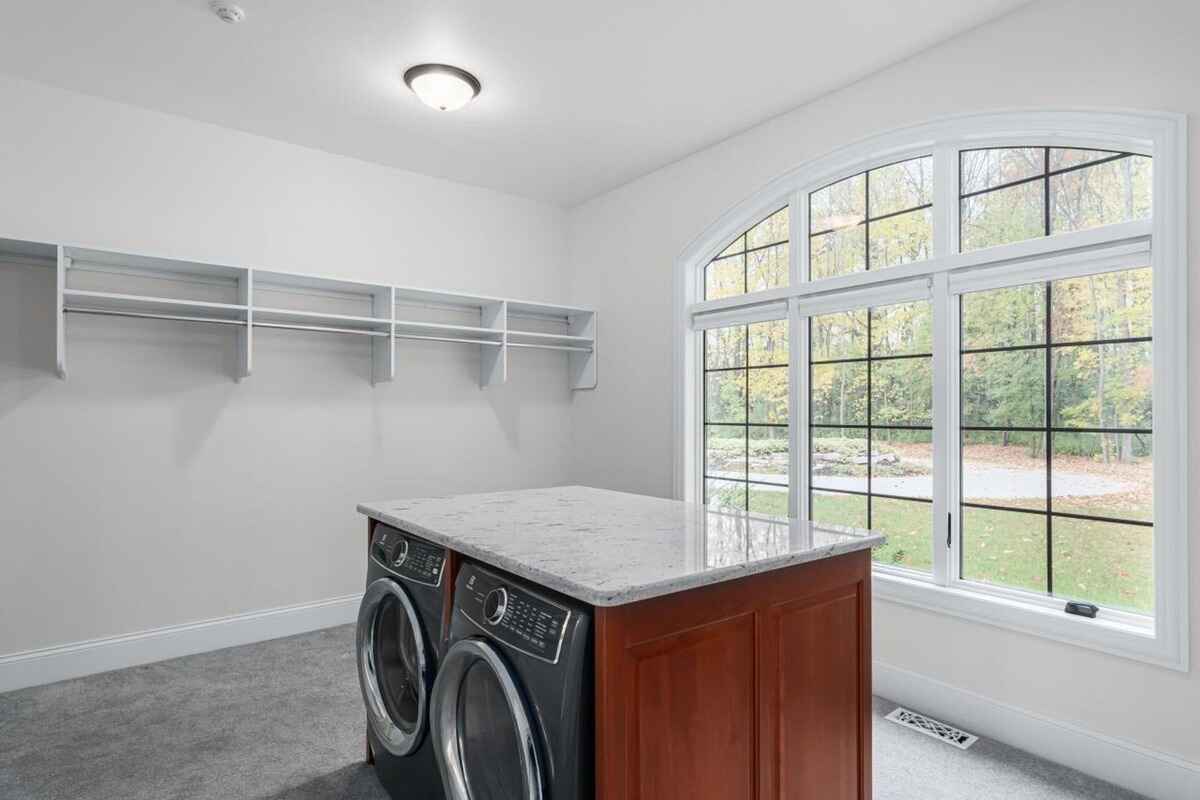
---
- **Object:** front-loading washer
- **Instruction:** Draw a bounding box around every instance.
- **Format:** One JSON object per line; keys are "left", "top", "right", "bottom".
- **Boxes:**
{"left": 358, "top": 522, "right": 447, "bottom": 800}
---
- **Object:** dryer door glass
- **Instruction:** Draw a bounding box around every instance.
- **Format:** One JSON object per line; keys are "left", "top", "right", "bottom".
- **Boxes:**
{"left": 458, "top": 661, "right": 525, "bottom": 798}
{"left": 357, "top": 578, "right": 432, "bottom": 757}
{"left": 432, "top": 638, "right": 542, "bottom": 800}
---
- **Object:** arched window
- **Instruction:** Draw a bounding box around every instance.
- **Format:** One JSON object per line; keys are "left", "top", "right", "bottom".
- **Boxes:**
{"left": 676, "top": 111, "right": 1187, "bottom": 670}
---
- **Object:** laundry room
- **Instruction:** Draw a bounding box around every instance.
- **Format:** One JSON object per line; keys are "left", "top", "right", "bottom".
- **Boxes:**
{"left": 1, "top": 1, "right": 1198, "bottom": 799}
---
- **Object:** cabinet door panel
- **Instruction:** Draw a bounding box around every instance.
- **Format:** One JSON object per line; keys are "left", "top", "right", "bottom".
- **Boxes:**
{"left": 630, "top": 614, "right": 756, "bottom": 800}
{"left": 766, "top": 588, "right": 864, "bottom": 800}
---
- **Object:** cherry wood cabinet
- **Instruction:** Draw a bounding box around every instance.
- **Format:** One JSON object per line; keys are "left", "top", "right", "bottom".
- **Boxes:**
{"left": 594, "top": 550, "right": 872, "bottom": 800}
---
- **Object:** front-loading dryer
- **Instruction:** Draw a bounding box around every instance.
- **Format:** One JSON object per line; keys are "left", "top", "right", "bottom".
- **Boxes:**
{"left": 430, "top": 562, "right": 592, "bottom": 800}
{"left": 358, "top": 523, "right": 447, "bottom": 800}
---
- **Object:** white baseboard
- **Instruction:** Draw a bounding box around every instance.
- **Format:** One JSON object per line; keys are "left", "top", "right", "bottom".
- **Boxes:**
{"left": 875, "top": 660, "right": 1200, "bottom": 800}
{"left": 0, "top": 593, "right": 363, "bottom": 693}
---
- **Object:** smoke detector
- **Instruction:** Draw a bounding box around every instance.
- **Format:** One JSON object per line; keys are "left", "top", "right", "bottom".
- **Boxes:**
{"left": 209, "top": 2, "right": 245, "bottom": 24}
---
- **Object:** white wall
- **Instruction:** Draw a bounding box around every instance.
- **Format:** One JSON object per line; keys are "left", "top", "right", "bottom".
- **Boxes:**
{"left": 0, "top": 75, "right": 573, "bottom": 657}
{"left": 567, "top": 0, "right": 1200, "bottom": 769}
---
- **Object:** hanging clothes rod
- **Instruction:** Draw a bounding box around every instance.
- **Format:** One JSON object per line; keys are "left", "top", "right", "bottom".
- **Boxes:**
{"left": 393, "top": 298, "right": 572, "bottom": 325}
{"left": 255, "top": 321, "right": 388, "bottom": 337}
{"left": 394, "top": 332, "right": 503, "bottom": 346}
{"left": 65, "top": 307, "right": 388, "bottom": 338}
{"left": 508, "top": 341, "right": 593, "bottom": 353}
{"left": 65, "top": 306, "right": 244, "bottom": 326}
{"left": 65, "top": 307, "right": 517, "bottom": 347}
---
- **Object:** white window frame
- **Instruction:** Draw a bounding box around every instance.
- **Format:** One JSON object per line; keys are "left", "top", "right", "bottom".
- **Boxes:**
{"left": 673, "top": 110, "right": 1188, "bottom": 670}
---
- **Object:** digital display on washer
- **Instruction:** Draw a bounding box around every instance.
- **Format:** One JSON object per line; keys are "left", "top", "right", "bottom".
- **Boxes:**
{"left": 460, "top": 567, "right": 570, "bottom": 664}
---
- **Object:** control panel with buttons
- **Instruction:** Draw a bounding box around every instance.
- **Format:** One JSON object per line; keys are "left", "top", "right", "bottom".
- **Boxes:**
{"left": 371, "top": 526, "right": 445, "bottom": 588}
{"left": 459, "top": 566, "right": 571, "bottom": 664}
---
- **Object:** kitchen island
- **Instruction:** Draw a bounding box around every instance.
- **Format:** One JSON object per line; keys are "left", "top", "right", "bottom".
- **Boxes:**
{"left": 359, "top": 485, "right": 884, "bottom": 800}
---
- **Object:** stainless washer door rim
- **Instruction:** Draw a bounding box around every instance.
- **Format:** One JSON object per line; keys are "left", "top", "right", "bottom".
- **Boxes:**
{"left": 431, "top": 637, "right": 543, "bottom": 800}
{"left": 356, "top": 577, "right": 431, "bottom": 757}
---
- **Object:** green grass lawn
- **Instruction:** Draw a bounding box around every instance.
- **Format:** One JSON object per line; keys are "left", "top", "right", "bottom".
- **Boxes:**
{"left": 742, "top": 488, "right": 1153, "bottom": 616}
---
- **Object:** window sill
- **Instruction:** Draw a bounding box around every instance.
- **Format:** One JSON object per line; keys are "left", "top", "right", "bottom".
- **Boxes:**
{"left": 873, "top": 570, "right": 1185, "bottom": 671}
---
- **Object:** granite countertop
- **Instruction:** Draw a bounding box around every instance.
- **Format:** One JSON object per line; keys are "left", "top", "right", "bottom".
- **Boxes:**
{"left": 357, "top": 485, "right": 885, "bottom": 607}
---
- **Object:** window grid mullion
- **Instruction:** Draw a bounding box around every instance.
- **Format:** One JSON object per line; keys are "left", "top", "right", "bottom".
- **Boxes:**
{"left": 744, "top": 322, "right": 750, "bottom": 510}
{"left": 864, "top": 169, "right": 871, "bottom": 274}
{"left": 1044, "top": 279, "right": 1054, "bottom": 596}
{"left": 791, "top": 193, "right": 807, "bottom": 521}
{"left": 935, "top": 141, "right": 957, "bottom": 592}
{"left": 701, "top": 330, "right": 708, "bottom": 507}
{"left": 866, "top": 308, "right": 873, "bottom": 529}
{"left": 962, "top": 335, "right": 1153, "bottom": 355}
{"left": 807, "top": 316, "right": 814, "bottom": 525}
{"left": 954, "top": 293, "right": 965, "bottom": 582}
{"left": 931, "top": 271, "right": 952, "bottom": 586}
{"left": 1043, "top": 146, "right": 1052, "bottom": 237}
{"left": 808, "top": 201, "right": 933, "bottom": 239}
{"left": 793, "top": 299, "right": 808, "bottom": 521}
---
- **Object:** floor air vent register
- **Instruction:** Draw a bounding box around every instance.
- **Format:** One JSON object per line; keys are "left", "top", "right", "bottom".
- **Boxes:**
{"left": 884, "top": 707, "right": 979, "bottom": 750}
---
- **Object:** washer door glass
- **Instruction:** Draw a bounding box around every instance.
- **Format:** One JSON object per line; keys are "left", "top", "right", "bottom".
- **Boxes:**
{"left": 376, "top": 595, "right": 421, "bottom": 730}
{"left": 357, "top": 578, "right": 431, "bottom": 756}
{"left": 432, "top": 638, "right": 542, "bottom": 800}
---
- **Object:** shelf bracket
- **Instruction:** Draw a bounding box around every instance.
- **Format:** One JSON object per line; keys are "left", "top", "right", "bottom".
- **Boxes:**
{"left": 237, "top": 269, "right": 253, "bottom": 381}
{"left": 568, "top": 310, "right": 597, "bottom": 390}
{"left": 372, "top": 286, "right": 396, "bottom": 385}
{"left": 55, "top": 247, "right": 68, "bottom": 380}
{"left": 481, "top": 300, "right": 507, "bottom": 388}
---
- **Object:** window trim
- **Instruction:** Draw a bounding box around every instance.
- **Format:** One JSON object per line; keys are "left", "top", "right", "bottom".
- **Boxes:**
{"left": 672, "top": 110, "right": 1189, "bottom": 671}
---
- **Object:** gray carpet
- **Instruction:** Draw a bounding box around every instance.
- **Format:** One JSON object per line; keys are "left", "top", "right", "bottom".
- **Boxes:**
{"left": 0, "top": 625, "right": 1145, "bottom": 800}
{"left": 871, "top": 696, "right": 1144, "bottom": 800}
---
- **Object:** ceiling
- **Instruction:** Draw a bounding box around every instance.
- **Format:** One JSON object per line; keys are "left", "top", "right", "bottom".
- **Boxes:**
{"left": 0, "top": 0, "right": 1028, "bottom": 206}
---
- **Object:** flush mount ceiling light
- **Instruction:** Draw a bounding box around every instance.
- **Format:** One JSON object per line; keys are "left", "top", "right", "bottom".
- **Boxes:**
{"left": 403, "top": 64, "right": 481, "bottom": 112}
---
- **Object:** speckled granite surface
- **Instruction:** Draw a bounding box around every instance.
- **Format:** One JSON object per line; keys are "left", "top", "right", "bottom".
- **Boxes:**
{"left": 357, "top": 485, "right": 884, "bottom": 606}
